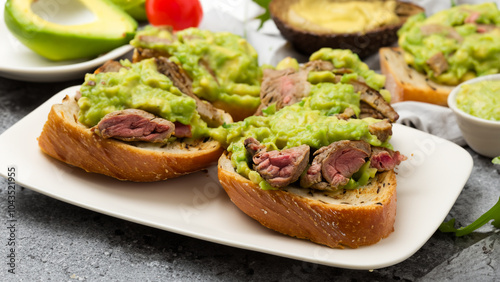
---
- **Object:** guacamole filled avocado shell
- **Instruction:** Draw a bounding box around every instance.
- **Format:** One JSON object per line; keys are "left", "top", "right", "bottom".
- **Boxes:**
{"left": 270, "top": 0, "right": 424, "bottom": 58}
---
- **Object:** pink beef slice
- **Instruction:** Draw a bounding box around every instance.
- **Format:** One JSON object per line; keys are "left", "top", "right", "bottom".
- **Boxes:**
{"left": 94, "top": 109, "right": 175, "bottom": 142}
{"left": 244, "top": 137, "right": 310, "bottom": 188}
{"left": 301, "top": 140, "right": 371, "bottom": 190}
{"left": 370, "top": 146, "right": 407, "bottom": 171}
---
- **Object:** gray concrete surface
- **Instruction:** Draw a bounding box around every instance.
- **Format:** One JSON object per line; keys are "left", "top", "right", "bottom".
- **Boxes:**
{"left": 1, "top": 75, "right": 499, "bottom": 281}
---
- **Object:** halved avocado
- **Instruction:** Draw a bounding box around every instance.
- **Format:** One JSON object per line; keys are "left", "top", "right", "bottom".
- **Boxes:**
{"left": 110, "top": 0, "right": 147, "bottom": 21}
{"left": 4, "top": 0, "right": 137, "bottom": 61}
{"left": 270, "top": 0, "right": 424, "bottom": 58}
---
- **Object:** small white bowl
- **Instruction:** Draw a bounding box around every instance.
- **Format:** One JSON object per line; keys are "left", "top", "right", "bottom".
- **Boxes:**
{"left": 448, "top": 74, "right": 500, "bottom": 158}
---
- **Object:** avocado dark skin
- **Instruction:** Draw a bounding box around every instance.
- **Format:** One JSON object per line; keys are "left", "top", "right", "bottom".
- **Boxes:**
{"left": 270, "top": 0, "right": 424, "bottom": 59}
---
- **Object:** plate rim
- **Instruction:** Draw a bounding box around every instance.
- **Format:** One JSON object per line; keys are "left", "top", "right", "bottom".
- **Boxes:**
{"left": 0, "top": 86, "right": 474, "bottom": 270}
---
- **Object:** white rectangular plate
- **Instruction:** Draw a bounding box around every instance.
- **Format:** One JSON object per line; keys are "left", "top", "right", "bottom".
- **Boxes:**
{"left": 0, "top": 86, "right": 473, "bottom": 270}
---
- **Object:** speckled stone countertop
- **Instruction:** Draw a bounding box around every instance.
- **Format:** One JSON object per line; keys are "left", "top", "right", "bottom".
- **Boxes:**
{"left": 1, "top": 71, "right": 499, "bottom": 281}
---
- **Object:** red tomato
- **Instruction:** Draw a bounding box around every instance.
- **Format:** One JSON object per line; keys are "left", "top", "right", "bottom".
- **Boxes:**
{"left": 145, "top": 0, "right": 203, "bottom": 31}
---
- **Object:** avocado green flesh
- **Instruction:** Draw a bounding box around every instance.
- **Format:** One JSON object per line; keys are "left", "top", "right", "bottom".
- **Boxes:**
{"left": 110, "top": 0, "right": 147, "bottom": 21}
{"left": 309, "top": 48, "right": 386, "bottom": 90}
{"left": 124, "top": 3, "right": 147, "bottom": 21}
{"left": 4, "top": 0, "right": 137, "bottom": 61}
{"left": 211, "top": 83, "right": 390, "bottom": 188}
{"left": 398, "top": 3, "right": 500, "bottom": 85}
{"left": 456, "top": 80, "right": 500, "bottom": 121}
{"left": 78, "top": 59, "right": 210, "bottom": 139}
{"left": 130, "top": 26, "right": 262, "bottom": 109}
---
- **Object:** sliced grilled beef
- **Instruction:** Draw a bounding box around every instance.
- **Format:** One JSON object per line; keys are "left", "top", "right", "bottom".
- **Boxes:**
{"left": 94, "top": 60, "right": 127, "bottom": 74}
{"left": 300, "top": 140, "right": 371, "bottom": 190}
{"left": 465, "top": 12, "right": 480, "bottom": 23}
{"left": 335, "top": 107, "right": 357, "bottom": 120}
{"left": 475, "top": 24, "right": 498, "bottom": 33}
{"left": 255, "top": 67, "right": 310, "bottom": 115}
{"left": 426, "top": 52, "right": 449, "bottom": 76}
{"left": 351, "top": 81, "right": 399, "bottom": 122}
{"left": 244, "top": 137, "right": 266, "bottom": 156}
{"left": 154, "top": 57, "right": 225, "bottom": 127}
{"left": 299, "top": 148, "right": 326, "bottom": 189}
{"left": 94, "top": 109, "right": 175, "bottom": 142}
{"left": 359, "top": 101, "right": 385, "bottom": 119}
{"left": 302, "top": 60, "right": 354, "bottom": 75}
{"left": 136, "top": 26, "right": 175, "bottom": 45}
{"left": 368, "top": 120, "right": 393, "bottom": 142}
{"left": 256, "top": 59, "right": 399, "bottom": 123}
{"left": 173, "top": 122, "right": 192, "bottom": 138}
{"left": 133, "top": 47, "right": 170, "bottom": 62}
{"left": 245, "top": 138, "right": 310, "bottom": 188}
{"left": 131, "top": 27, "right": 175, "bottom": 62}
{"left": 302, "top": 60, "right": 334, "bottom": 72}
{"left": 420, "top": 24, "right": 463, "bottom": 42}
{"left": 155, "top": 57, "right": 192, "bottom": 95}
{"left": 329, "top": 74, "right": 399, "bottom": 122}
{"left": 370, "top": 147, "right": 406, "bottom": 171}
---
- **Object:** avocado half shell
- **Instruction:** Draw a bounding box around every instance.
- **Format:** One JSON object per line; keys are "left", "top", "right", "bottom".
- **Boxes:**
{"left": 270, "top": 0, "right": 424, "bottom": 58}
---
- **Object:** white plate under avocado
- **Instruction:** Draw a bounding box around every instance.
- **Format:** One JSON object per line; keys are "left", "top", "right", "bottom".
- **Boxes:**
{"left": 0, "top": 0, "right": 136, "bottom": 82}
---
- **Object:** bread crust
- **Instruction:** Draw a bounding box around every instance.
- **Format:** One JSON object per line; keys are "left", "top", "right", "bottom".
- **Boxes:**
{"left": 379, "top": 47, "right": 454, "bottom": 106}
{"left": 38, "top": 95, "right": 229, "bottom": 182}
{"left": 217, "top": 152, "right": 397, "bottom": 249}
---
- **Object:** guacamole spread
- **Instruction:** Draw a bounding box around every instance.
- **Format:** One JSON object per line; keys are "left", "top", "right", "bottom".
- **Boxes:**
{"left": 78, "top": 58, "right": 210, "bottom": 139}
{"left": 456, "top": 80, "right": 500, "bottom": 121}
{"left": 309, "top": 48, "right": 387, "bottom": 91}
{"left": 493, "top": 156, "right": 500, "bottom": 164}
{"left": 213, "top": 83, "right": 390, "bottom": 189}
{"left": 130, "top": 26, "right": 262, "bottom": 110}
{"left": 287, "top": 0, "right": 399, "bottom": 34}
{"left": 398, "top": 3, "right": 500, "bottom": 85}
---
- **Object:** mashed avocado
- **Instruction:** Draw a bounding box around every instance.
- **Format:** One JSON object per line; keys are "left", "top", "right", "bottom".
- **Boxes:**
{"left": 493, "top": 156, "right": 500, "bottom": 164}
{"left": 288, "top": 0, "right": 399, "bottom": 34}
{"left": 130, "top": 26, "right": 262, "bottom": 110}
{"left": 309, "top": 48, "right": 386, "bottom": 91}
{"left": 78, "top": 58, "right": 210, "bottom": 139}
{"left": 398, "top": 3, "right": 500, "bottom": 85}
{"left": 212, "top": 84, "right": 390, "bottom": 187}
{"left": 456, "top": 80, "right": 500, "bottom": 121}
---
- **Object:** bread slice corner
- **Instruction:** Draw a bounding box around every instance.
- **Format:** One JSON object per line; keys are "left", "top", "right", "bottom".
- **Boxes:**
{"left": 379, "top": 47, "right": 455, "bottom": 106}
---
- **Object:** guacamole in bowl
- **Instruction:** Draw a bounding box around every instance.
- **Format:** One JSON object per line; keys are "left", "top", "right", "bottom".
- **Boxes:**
{"left": 448, "top": 74, "right": 500, "bottom": 158}
{"left": 398, "top": 3, "right": 500, "bottom": 86}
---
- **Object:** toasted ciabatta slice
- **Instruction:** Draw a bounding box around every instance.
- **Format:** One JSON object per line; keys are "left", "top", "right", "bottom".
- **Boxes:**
{"left": 379, "top": 47, "right": 454, "bottom": 106}
{"left": 38, "top": 95, "right": 232, "bottom": 182}
{"left": 217, "top": 152, "right": 397, "bottom": 249}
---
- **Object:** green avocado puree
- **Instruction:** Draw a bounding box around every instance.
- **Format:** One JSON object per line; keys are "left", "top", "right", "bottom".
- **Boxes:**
{"left": 78, "top": 58, "right": 210, "bottom": 139}
{"left": 211, "top": 83, "right": 390, "bottom": 189}
{"left": 398, "top": 3, "right": 500, "bottom": 85}
{"left": 130, "top": 26, "right": 262, "bottom": 110}
{"left": 456, "top": 80, "right": 500, "bottom": 121}
{"left": 309, "top": 48, "right": 386, "bottom": 91}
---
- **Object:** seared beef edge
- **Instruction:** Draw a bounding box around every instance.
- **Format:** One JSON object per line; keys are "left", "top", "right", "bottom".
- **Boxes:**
{"left": 244, "top": 138, "right": 404, "bottom": 191}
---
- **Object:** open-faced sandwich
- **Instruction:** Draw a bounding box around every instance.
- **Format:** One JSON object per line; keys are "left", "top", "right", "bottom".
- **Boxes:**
{"left": 38, "top": 57, "right": 232, "bottom": 182}
{"left": 130, "top": 26, "right": 262, "bottom": 121}
{"left": 217, "top": 48, "right": 405, "bottom": 248}
{"left": 380, "top": 2, "right": 500, "bottom": 105}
